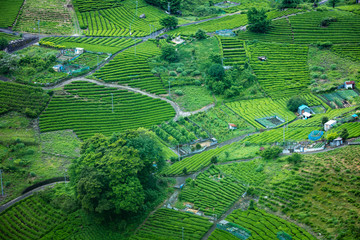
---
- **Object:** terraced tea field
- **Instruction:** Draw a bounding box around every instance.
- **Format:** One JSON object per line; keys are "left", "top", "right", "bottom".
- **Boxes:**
{"left": 289, "top": 10, "right": 360, "bottom": 44}
{"left": 41, "top": 37, "right": 141, "bottom": 54}
{"left": 218, "top": 37, "right": 247, "bottom": 66}
{"left": 39, "top": 81, "right": 175, "bottom": 139}
{"left": 0, "top": 195, "right": 66, "bottom": 240}
{"left": 248, "top": 42, "right": 310, "bottom": 98}
{"left": 162, "top": 144, "right": 231, "bottom": 176}
{"left": 94, "top": 41, "right": 166, "bottom": 94}
{"left": 0, "top": 0, "right": 24, "bottom": 28}
{"left": 226, "top": 97, "right": 296, "bottom": 129}
{"left": 131, "top": 208, "right": 212, "bottom": 240}
{"left": 74, "top": 0, "right": 166, "bottom": 37}
{"left": 225, "top": 209, "right": 316, "bottom": 240}
{"left": 0, "top": 81, "right": 50, "bottom": 116}
{"left": 179, "top": 166, "right": 246, "bottom": 216}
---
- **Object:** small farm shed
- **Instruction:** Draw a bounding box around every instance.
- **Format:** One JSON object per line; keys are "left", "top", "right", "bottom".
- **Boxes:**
{"left": 75, "top": 48, "right": 84, "bottom": 55}
{"left": 330, "top": 137, "right": 343, "bottom": 147}
{"left": 298, "top": 105, "right": 313, "bottom": 116}
{"left": 52, "top": 64, "right": 63, "bottom": 72}
{"left": 228, "top": 123, "right": 237, "bottom": 130}
{"left": 344, "top": 81, "right": 355, "bottom": 89}
{"left": 352, "top": 114, "right": 358, "bottom": 119}
{"left": 258, "top": 56, "right": 266, "bottom": 61}
{"left": 324, "top": 120, "right": 337, "bottom": 131}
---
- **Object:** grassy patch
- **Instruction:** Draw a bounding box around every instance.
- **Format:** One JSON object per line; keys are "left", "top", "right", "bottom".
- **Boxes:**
{"left": 149, "top": 37, "right": 220, "bottom": 90}
{"left": 308, "top": 47, "right": 360, "bottom": 93}
{"left": 217, "top": 144, "right": 260, "bottom": 162}
{"left": 41, "top": 131, "right": 81, "bottom": 158}
{"left": 171, "top": 85, "right": 214, "bottom": 111}
{"left": 0, "top": 113, "right": 73, "bottom": 204}
{"left": 14, "top": 0, "right": 74, "bottom": 35}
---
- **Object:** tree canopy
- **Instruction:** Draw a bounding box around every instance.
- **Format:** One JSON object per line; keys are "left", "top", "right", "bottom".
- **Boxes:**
{"left": 287, "top": 96, "right": 307, "bottom": 112}
{"left": 160, "top": 16, "right": 178, "bottom": 29}
{"left": 161, "top": 45, "right": 179, "bottom": 62}
{"left": 280, "top": 0, "right": 301, "bottom": 8}
{"left": 70, "top": 129, "right": 166, "bottom": 220}
{"left": 247, "top": 8, "right": 271, "bottom": 33}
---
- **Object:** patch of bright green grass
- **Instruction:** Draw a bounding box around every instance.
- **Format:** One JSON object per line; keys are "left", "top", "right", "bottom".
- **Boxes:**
{"left": 172, "top": 85, "right": 214, "bottom": 111}
{"left": 41, "top": 130, "right": 81, "bottom": 158}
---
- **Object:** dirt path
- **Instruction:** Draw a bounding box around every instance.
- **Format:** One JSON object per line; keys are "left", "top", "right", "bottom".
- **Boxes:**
{"left": 0, "top": 181, "right": 65, "bottom": 213}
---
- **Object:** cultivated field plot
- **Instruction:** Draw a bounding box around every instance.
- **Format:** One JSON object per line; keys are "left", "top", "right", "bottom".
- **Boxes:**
{"left": 244, "top": 127, "right": 318, "bottom": 144}
{"left": 74, "top": 0, "right": 167, "bottom": 37}
{"left": 94, "top": 41, "right": 166, "bottom": 94}
{"left": 179, "top": 166, "right": 246, "bottom": 216}
{"left": 0, "top": 0, "right": 23, "bottom": 28}
{"left": 153, "top": 119, "right": 207, "bottom": 147}
{"left": 218, "top": 37, "right": 247, "bottom": 66}
{"left": 0, "top": 81, "right": 50, "bottom": 116}
{"left": 167, "top": 14, "right": 248, "bottom": 36}
{"left": 322, "top": 90, "right": 359, "bottom": 108}
{"left": 39, "top": 81, "right": 175, "bottom": 139}
{"left": 226, "top": 98, "right": 296, "bottom": 129}
{"left": 189, "top": 107, "right": 254, "bottom": 143}
{"left": 217, "top": 160, "right": 267, "bottom": 186}
{"left": 332, "top": 44, "right": 360, "bottom": 61}
{"left": 208, "top": 229, "right": 239, "bottom": 240}
{"left": 41, "top": 37, "right": 141, "bottom": 54}
{"left": 162, "top": 144, "right": 231, "bottom": 176}
{"left": 131, "top": 208, "right": 212, "bottom": 240}
{"left": 326, "top": 122, "right": 360, "bottom": 139}
{"left": 237, "top": 19, "right": 293, "bottom": 43}
{"left": 14, "top": 0, "right": 73, "bottom": 35}
{"left": 258, "top": 146, "right": 360, "bottom": 239}
{"left": 337, "top": 4, "right": 360, "bottom": 15}
{"left": 0, "top": 195, "right": 66, "bottom": 240}
{"left": 225, "top": 209, "right": 316, "bottom": 240}
{"left": 248, "top": 42, "right": 310, "bottom": 98}
{"left": 289, "top": 10, "right": 360, "bottom": 44}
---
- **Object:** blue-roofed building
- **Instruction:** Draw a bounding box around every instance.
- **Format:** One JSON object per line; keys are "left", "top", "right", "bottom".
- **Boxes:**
{"left": 298, "top": 105, "right": 313, "bottom": 116}
{"left": 52, "top": 64, "right": 63, "bottom": 72}
{"left": 352, "top": 114, "right": 358, "bottom": 119}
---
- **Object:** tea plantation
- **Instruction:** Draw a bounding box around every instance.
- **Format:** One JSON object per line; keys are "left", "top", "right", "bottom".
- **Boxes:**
{"left": 1, "top": 0, "right": 360, "bottom": 239}
{"left": 39, "top": 81, "right": 175, "bottom": 139}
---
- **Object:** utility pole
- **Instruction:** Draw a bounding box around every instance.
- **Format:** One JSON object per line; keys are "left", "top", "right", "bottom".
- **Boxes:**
{"left": 136, "top": 0, "right": 138, "bottom": 17}
{"left": 0, "top": 169, "right": 4, "bottom": 196}
{"left": 168, "top": 2, "right": 171, "bottom": 14}
{"left": 64, "top": 169, "right": 67, "bottom": 184}
{"left": 38, "top": 20, "right": 40, "bottom": 39}
{"left": 111, "top": 93, "right": 114, "bottom": 113}
{"left": 168, "top": 81, "right": 171, "bottom": 98}
{"left": 178, "top": 144, "right": 180, "bottom": 161}
{"left": 182, "top": 227, "right": 184, "bottom": 240}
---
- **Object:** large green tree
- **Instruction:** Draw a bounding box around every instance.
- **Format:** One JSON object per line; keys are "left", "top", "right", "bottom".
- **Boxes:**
{"left": 280, "top": 0, "right": 301, "bottom": 8}
{"left": 70, "top": 129, "right": 165, "bottom": 220}
{"left": 160, "top": 16, "right": 178, "bottom": 29}
{"left": 247, "top": 8, "right": 271, "bottom": 33}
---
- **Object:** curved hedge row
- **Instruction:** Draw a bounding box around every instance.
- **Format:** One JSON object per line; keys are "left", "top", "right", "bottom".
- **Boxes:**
{"left": 39, "top": 81, "right": 175, "bottom": 139}
{"left": 0, "top": 81, "right": 50, "bottom": 117}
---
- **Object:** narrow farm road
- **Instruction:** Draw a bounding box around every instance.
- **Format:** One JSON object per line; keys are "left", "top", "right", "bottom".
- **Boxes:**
{"left": 0, "top": 181, "right": 65, "bottom": 213}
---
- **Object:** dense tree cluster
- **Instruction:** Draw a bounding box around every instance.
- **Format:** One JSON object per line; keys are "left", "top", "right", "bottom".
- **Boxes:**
{"left": 206, "top": 63, "right": 257, "bottom": 98}
{"left": 247, "top": 8, "right": 271, "bottom": 33}
{"left": 287, "top": 96, "right": 307, "bottom": 112}
{"left": 145, "top": 0, "right": 181, "bottom": 13}
{"left": 70, "top": 129, "right": 167, "bottom": 221}
{"left": 160, "top": 16, "right": 178, "bottom": 29}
